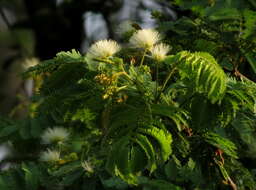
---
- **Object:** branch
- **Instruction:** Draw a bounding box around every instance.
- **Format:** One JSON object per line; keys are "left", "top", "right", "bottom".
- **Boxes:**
{"left": 0, "top": 8, "right": 11, "bottom": 28}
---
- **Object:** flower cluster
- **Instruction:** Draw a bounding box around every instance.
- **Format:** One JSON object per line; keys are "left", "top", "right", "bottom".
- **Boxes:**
{"left": 41, "top": 127, "right": 69, "bottom": 144}
{"left": 87, "top": 24, "right": 170, "bottom": 62}
{"left": 128, "top": 28, "right": 170, "bottom": 61}
{"left": 39, "top": 127, "right": 69, "bottom": 162}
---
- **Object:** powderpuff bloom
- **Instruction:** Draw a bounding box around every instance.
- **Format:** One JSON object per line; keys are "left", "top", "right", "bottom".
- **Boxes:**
{"left": 129, "top": 29, "right": 162, "bottom": 50}
{"left": 87, "top": 39, "right": 121, "bottom": 59}
{"left": 81, "top": 160, "right": 94, "bottom": 173}
{"left": 41, "top": 127, "right": 69, "bottom": 144}
{"left": 40, "top": 149, "right": 60, "bottom": 162}
{"left": 150, "top": 43, "right": 170, "bottom": 61}
{"left": 22, "top": 57, "right": 39, "bottom": 71}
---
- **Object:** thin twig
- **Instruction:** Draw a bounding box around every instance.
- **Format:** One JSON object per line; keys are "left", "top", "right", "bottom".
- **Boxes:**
{"left": 140, "top": 50, "right": 146, "bottom": 67}
{"left": 155, "top": 61, "right": 159, "bottom": 100}
{"left": 155, "top": 65, "right": 177, "bottom": 102}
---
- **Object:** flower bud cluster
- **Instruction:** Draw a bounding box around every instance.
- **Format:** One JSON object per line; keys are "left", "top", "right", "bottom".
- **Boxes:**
{"left": 102, "top": 86, "right": 117, "bottom": 99}
{"left": 94, "top": 74, "right": 114, "bottom": 85}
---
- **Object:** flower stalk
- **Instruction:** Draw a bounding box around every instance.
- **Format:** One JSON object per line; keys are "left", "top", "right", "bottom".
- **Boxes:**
{"left": 155, "top": 64, "right": 177, "bottom": 102}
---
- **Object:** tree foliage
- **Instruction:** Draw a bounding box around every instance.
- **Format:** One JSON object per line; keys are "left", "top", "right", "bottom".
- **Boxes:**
{"left": 0, "top": 0, "right": 256, "bottom": 190}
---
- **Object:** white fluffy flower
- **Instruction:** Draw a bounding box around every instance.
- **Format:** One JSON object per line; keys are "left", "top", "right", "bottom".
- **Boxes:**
{"left": 87, "top": 39, "right": 121, "bottom": 59}
{"left": 150, "top": 43, "right": 170, "bottom": 61}
{"left": 22, "top": 57, "right": 39, "bottom": 71}
{"left": 41, "top": 127, "right": 69, "bottom": 144}
{"left": 129, "top": 29, "right": 162, "bottom": 49}
{"left": 81, "top": 160, "right": 94, "bottom": 173}
{"left": 40, "top": 149, "right": 60, "bottom": 162}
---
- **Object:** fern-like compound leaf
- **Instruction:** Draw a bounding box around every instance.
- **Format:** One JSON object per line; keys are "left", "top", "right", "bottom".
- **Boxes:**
{"left": 138, "top": 126, "right": 172, "bottom": 162}
{"left": 168, "top": 51, "right": 227, "bottom": 103}
{"left": 134, "top": 134, "right": 157, "bottom": 173}
{"left": 203, "top": 132, "right": 238, "bottom": 159}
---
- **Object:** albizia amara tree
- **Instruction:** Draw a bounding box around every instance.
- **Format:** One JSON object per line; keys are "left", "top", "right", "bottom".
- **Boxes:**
{"left": 0, "top": 1, "right": 256, "bottom": 189}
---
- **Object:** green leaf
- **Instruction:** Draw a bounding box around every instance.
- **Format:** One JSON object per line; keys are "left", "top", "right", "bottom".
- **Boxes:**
{"left": 134, "top": 134, "right": 157, "bottom": 173}
{"left": 138, "top": 177, "right": 182, "bottom": 190}
{"left": 175, "top": 51, "right": 227, "bottom": 103}
{"left": 106, "top": 137, "right": 128, "bottom": 175}
{"left": 55, "top": 49, "right": 84, "bottom": 64}
{"left": 129, "top": 146, "right": 147, "bottom": 173}
{"left": 164, "top": 159, "right": 179, "bottom": 181}
{"left": 190, "top": 95, "right": 219, "bottom": 130}
{"left": 203, "top": 132, "right": 238, "bottom": 158}
{"left": 194, "top": 39, "right": 218, "bottom": 55}
{"left": 244, "top": 51, "right": 256, "bottom": 74}
{"left": 158, "top": 17, "right": 197, "bottom": 35}
{"left": 22, "top": 163, "right": 39, "bottom": 190}
{"left": 151, "top": 104, "right": 188, "bottom": 131}
{"left": 232, "top": 112, "right": 256, "bottom": 157}
{"left": 138, "top": 126, "right": 172, "bottom": 161}
{"left": 208, "top": 8, "right": 241, "bottom": 21}
{"left": 109, "top": 104, "right": 145, "bottom": 137}
{"left": 242, "top": 10, "right": 256, "bottom": 39}
{"left": 106, "top": 136, "right": 138, "bottom": 184}
{"left": 115, "top": 142, "right": 130, "bottom": 176}
{"left": 51, "top": 161, "right": 81, "bottom": 177}
{"left": 60, "top": 170, "right": 84, "bottom": 186}
{"left": 225, "top": 78, "right": 256, "bottom": 112}
{"left": 19, "top": 120, "right": 31, "bottom": 140}
{"left": 30, "top": 118, "right": 44, "bottom": 138}
{"left": 101, "top": 177, "right": 129, "bottom": 189}
{"left": 0, "top": 125, "right": 18, "bottom": 138}
{"left": 23, "top": 49, "right": 85, "bottom": 77}
{"left": 0, "top": 176, "right": 10, "bottom": 190}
